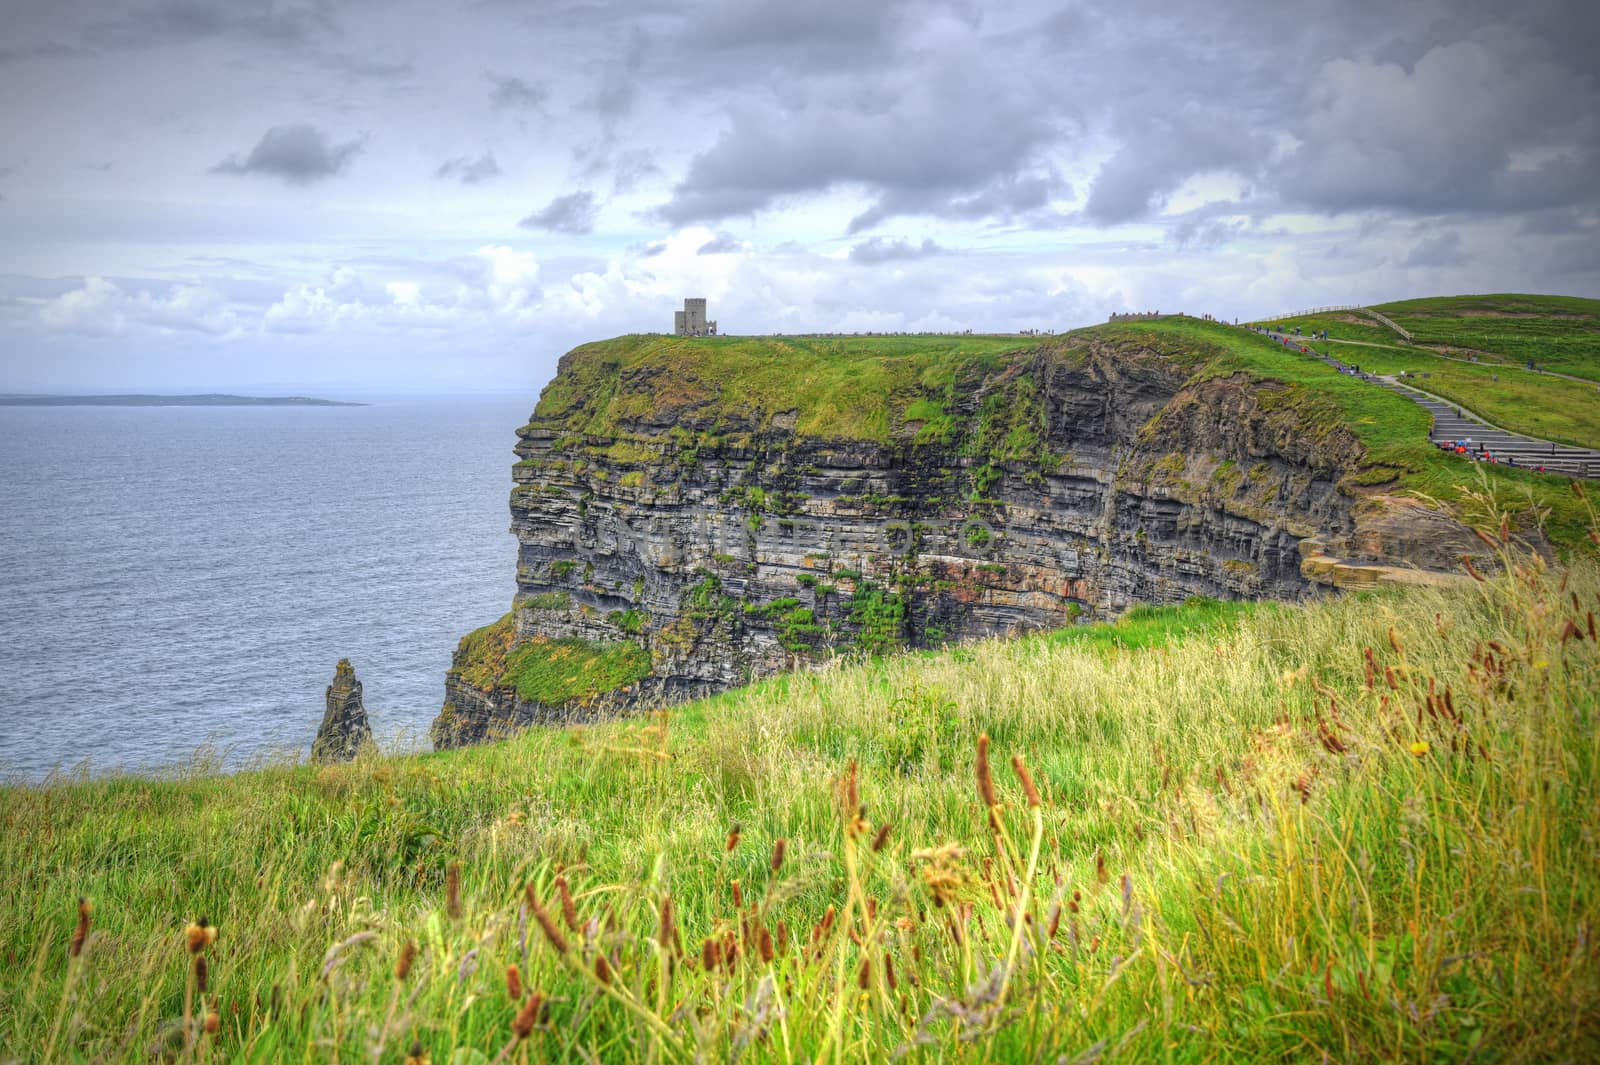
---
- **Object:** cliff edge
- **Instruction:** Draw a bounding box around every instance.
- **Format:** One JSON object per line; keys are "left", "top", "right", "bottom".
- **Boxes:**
{"left": 433, "top": 320, "right": 1494, "bottom": 749}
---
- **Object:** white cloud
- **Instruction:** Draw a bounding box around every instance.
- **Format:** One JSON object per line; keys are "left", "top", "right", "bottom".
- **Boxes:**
{"left": 38, "top": 277, "right": 240, "bottom": 336}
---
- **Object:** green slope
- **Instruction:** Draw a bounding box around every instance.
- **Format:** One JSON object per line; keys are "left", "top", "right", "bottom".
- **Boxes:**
{"left": 1374, "top": 294, "right": 1600, "bottom": 381}
{"left": 4, "top": 552, "right": 1597, "bottom": 1061}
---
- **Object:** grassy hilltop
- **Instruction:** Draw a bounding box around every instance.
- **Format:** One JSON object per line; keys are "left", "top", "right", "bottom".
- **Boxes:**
{"left": 3, "top": 515, "right": 1598, "bottom": 1062}
{"left": 539, "top": 315, "right": 1593, "bottom": 551}
{"left": 1259, "top": 294, "right": 1600, "bottom": 451}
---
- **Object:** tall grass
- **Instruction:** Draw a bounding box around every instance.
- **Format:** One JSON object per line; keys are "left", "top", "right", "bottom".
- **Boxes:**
{"left": 3, "top": 506, "right": 1599, "bottom": 1061}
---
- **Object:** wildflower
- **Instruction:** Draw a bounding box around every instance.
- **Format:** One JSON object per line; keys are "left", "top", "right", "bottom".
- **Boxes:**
{"left": 1410, "top": 741, "right": 1430, "bottom": 757}
{"left": 1533, "top": 659, "right": 1549, "bottom": 669}
{"left": 404, "top": 1040, "right": 431, "bottom": 1065}
{"left": 185, "top": 918, "right": 217, "bottom": 954}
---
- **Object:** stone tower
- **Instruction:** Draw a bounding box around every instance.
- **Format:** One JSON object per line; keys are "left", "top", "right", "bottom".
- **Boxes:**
{"left": 312, "top": 658, "right": 375, "bottom": 763}
{"left": 672, "top": 298, "right": 716, "bottom": 336}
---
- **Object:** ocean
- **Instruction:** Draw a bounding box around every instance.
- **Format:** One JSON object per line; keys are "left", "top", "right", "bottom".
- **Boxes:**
{"left": 0, "top": 394, "right": 531, "bottom": 782}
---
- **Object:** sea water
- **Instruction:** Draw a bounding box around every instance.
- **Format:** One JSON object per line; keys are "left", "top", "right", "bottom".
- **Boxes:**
{"left": 0, "top": 395, "right": 530, "bottom": 782}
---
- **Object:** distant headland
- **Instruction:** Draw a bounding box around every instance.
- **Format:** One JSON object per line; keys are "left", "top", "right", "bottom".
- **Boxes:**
{"left": 0, "top": 393, "right": 365, "bottom": 407}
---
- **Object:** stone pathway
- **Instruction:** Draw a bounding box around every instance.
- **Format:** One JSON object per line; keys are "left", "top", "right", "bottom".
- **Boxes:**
{"left": 1260, "top": 330, "right": 1600, "bottom": 480}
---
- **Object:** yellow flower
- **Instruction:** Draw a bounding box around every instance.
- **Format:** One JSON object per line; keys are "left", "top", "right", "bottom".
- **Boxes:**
{"left": 1532, "top": 659, "right": 1549, "bottom": 669}
{"left": 1409, "top": 741, "right": 1430, "bottom": 757}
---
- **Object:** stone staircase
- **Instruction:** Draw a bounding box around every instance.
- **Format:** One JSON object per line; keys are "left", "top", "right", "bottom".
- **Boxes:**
{"left": 1390, "top": 381, "right": 1600, "bottom": 479}
{"left": 1263, "top": 330, "right": 1600, "bottom": 479}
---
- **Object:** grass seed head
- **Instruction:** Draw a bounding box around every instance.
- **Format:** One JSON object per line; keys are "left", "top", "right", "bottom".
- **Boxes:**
{"left": 511, "top": 993, "right": 544, "bottom": 1040}
{"left": 194, "top": 954, "right": 208, "bottom": 995}
{"left": 69, "top": 897, "right": 90, "bottom": 959}
{"left": 395, "top": 940, "right": 416, "bottom": 981}
{"left": 555, "top": 876, "right": 578, "bottom": 932}
{"left": 445, "top": 862, "right": 462, "bottom": 921}
{"left": 770, "top": 837, "right": 787, "bottom": 872}
{"left": 871, "top": 822, "right": 893, "bottom": 853}
{"left": 976, "top": 734, "right": 997, "bottom": 808}
{"left": 505, "top": 964, "right": 522, "bottom": 1001}
{"left": 1011, "top": 754, "right": 1041, "bottom": 807}
{"left": 657, "top": 895, "right": 677, "bottom": 953}
{"left": 525, "top": 886, "right": 571, "bottom": 955}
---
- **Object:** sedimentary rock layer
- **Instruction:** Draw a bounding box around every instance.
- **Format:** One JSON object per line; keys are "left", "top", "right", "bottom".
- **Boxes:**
{"left": 432, "top": 328, "right": 1480, "bottom": 748}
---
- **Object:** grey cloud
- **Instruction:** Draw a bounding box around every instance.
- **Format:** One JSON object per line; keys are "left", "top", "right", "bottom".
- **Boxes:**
{"left": 317, "top": 51, "right": 414, "bottom": 81}
{"left": 659, "top": 50, "right": 1064, "bottom": 229}
{"left": 0, "top": 41, "right": 83, "bottom": 65}
{"left": 682, "top": 0, "right": 914, "bottom": 71}
{"left": 850, "top": 171, "right": 1067, "bottom": 233}
{"left": 848, "top": 237, "right": 948, "bottom": 264}
{"left": 83, "top": 1, "right": 335, "bottom": 50}
{"left": 696, "top": 233, "right": 745, "bottom": 255}
{"left": 211, "top": 125, "right": 363, "bottom": 184}
{"left": 1170, "top": 217, "right": 1247, "bottom": 249}
{"left": 1084, "top": 112, "right": 1269, "bottom": 225}
{"left": 585, "top": 27, "right": 648, "bottom": 124}
{"left": 1270, "top": 33, "right": 1599, "bottom": 217}
{"left": 435, "top": 153, "right": 502, "bottom": 184}
{"left": 1401, "top": 231, "right": 1465, "bottom": 268}
{"left": 489, "top": 74, "right": 548, "bottom": 111}
{"left": 519, "top": 191, "right": 599, "bottom": 234}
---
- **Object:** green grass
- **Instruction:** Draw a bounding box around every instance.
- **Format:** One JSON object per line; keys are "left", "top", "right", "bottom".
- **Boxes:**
{"left": 5, "top": 518, "right": 1599, "bottom": 1061}
{"left": 502, "top": 636, "right": 652, "bottom": 705}
{"left": 1314, "top": 346, "right": 1599, "bottom": 450}
{"left": 1246, "top": 307, "right": 1600, "bottom": 448}
{"left": 1374, "top": 294, "right": 1600, "bottom": 381}
{"left": 1103, "top": 318, "right": 1593, "bottom": 551}
{"left": 1253, "top": 312, "right": 1394, "bottom": 343}
{"left": 533, "top": 334, "right": 1028, "bottom": 444}
{"left": 1042, "top": 595, "right": 1266, "bottom": 652}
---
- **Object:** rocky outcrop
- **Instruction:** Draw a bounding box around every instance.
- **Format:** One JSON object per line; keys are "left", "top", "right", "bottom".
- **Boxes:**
{"left": 432, "top": 326, "right": 1486, "bottom": 749}
{"left": 312, "top": 659, "right": 374, "bottom": 763}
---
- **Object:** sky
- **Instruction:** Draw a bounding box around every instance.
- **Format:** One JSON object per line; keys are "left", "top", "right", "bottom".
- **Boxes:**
{"left": 1, "top": 0, "right": 1596, "bottom": 394}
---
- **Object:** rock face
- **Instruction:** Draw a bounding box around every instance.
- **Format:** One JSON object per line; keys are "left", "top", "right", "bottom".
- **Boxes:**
{"left": 432, "top": 326, "right": 1485, "bottom": 749}
{"left": 313, "top": 658, "right": 375, "bottom": 763}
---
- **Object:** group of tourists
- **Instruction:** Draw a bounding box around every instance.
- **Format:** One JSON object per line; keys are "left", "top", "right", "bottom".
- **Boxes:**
{"left": 1438, "top": 438, "right": 1548, "bottom": 472}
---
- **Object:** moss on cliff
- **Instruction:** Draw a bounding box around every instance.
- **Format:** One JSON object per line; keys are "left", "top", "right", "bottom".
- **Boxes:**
{"left": 451, "top": 612, "right": 516, "bottom": 690}
{"left": 502, "top": 637, "right": 651, "bottom": 705}
{"left": 451, "top": 612, "right": 649, "bottom": 706}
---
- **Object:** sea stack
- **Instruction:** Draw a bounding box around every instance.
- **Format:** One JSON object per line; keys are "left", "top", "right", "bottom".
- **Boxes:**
{"left": 312, "top": 658, "right": 375, "bottom": 763}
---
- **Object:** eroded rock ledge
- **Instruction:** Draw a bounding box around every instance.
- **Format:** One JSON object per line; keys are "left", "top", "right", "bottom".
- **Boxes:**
{"left": 432, "top": 331, "right": 1482, "bottom": 749}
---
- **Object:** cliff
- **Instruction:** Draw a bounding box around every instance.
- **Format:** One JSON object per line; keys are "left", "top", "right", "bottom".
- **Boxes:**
{"left": 432, "top": 320, "right": 1489, "bottom": 749}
